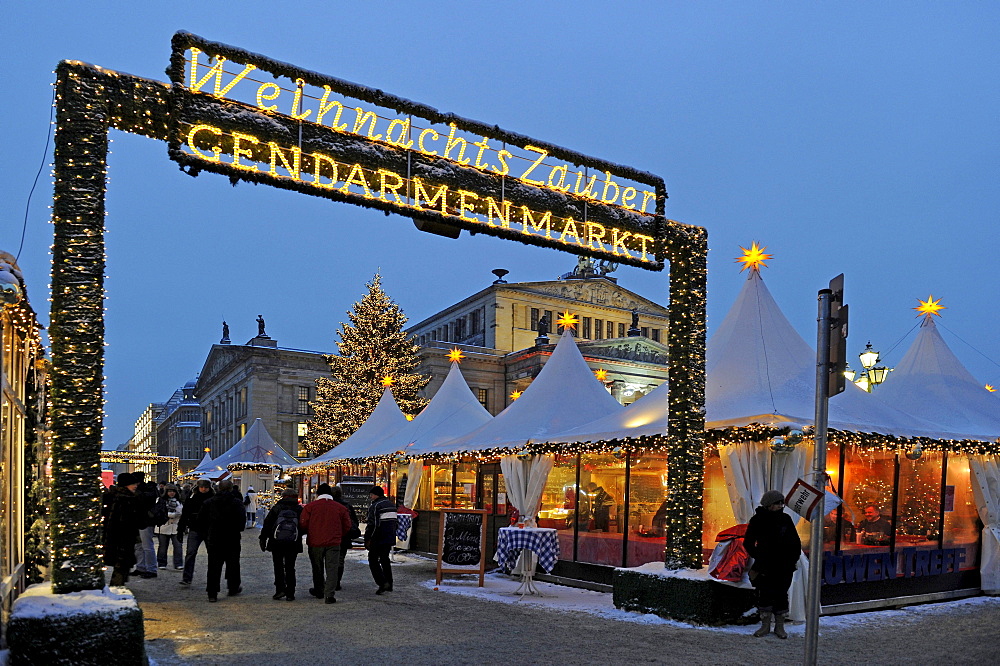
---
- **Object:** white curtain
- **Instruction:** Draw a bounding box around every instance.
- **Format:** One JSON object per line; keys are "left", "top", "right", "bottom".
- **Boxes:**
{"left": 499, "top": 454, "right": 554, "bottom": 527}
{"left": 969, "top": 455, "right": 1000, "bottom": 594}
{"left": 720, "top": 441, "right": 809, "bottom": 621}
{"left": 397, "top": 459, "right": 423, "bottom": 549}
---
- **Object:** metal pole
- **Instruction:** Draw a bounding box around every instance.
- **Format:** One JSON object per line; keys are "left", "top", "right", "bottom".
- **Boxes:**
{"left": 805, "top": 289, "right": 832, "bottom": 665}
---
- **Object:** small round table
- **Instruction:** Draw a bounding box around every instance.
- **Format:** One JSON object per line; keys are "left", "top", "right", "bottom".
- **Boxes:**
{"left": 494, "top": 527, "right": 560, "bottom": 597}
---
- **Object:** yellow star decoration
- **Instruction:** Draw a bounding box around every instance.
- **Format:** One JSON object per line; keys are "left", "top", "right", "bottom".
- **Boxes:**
{"left": 447, "top": 348, "right": 465, "bottom": 363}
{"left": 594, "top": 368, "right": 609, "bottom": 381}
{"left": 405, "top": 414, "right": 416, "bottom": 421}
{"left": 380, "top": 375, "right": 395, "bottom": 387}
{"left": 556, "top": 311, "right": 579, "bottom": 330}
{"left": 735, "top": 241, "right": 772, "bottom": 273}
{"left": 510, "top": 390, "right": 523, "bottom": 401}
{"left": 914, "top": 295, "right": 946, "bottom": 318}
{"left": 986, "top": 384, "right": 996, "bottom": 393}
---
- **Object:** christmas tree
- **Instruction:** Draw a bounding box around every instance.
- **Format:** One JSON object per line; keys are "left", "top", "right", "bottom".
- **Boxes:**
{"left": 305, "top": 274, "right": 429, "bottom": 456}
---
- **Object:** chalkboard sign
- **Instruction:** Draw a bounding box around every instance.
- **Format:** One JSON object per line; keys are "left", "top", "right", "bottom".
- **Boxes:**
{"left": 340, "top": 476, "right": 375, "bottom": 519}
{"left": 436, "top": 509, "right": 487, "bottom": 587}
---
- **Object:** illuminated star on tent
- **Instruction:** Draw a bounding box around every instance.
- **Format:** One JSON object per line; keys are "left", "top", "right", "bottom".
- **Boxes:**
{"left": 556, "top": 312, "right": 579, "bottom": 330}
{"left": 381, "top": 375, "right": 395, "bottom": 387}
{"left": 510, "top": 390, "right": 523, "bottom": 401}
{"left": 987, "top": 384, "right": 996, "bottom": 393}
{"left": 447, "top": 348, "right": 465, "bottom": 363}
{"left": 735, "top": 241, "right": 772, "bottom": 273}
{"left": 594, "top": 368, "right": 609, "bottom": 381}
{"left": 914, "top": 295, "right": 946, "bottom": 318}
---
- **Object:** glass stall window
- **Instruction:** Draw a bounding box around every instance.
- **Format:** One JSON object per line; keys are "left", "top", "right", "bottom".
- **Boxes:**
{"left": 843, "top": 447, "right": 895, "bottom": 552}
{"left": 944, "top": 456, "right": 979, "bottom": 571}
{"left": 702, "top": 453, "right": 737, "bottom": 559}
{"left": 454, "top": 461, "right": 477, "bottom": 509}
{"left": 896, "top": 452, "right": 944, "bottom": 548}
{"left": 627, "top": 452, "right": 669, "bottom": 566}
{"left": 538, "top": 455, "right": 578, "bottom": 558}
{"left": 574, "top": 453, "right": 626, "bottom": 566}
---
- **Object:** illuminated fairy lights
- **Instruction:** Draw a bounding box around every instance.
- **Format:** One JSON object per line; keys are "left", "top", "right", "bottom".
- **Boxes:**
{"left": 180, "top": 123, "right": 658, "bottom": 264}
{"left": 179, "top": 48, "right": 659, "bottom": 215}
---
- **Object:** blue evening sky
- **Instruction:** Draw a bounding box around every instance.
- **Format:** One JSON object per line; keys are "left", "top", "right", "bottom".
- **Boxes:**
{"left": 1, "top": 2, "right": 997, "bottom": 446}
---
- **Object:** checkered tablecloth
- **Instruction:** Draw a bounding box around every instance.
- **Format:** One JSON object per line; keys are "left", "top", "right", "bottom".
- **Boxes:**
{"left": 396, "top": 514, "right": 412, "bottom": 541}
{"left": 494, "top": 527, "right": 560, "bottom": 573}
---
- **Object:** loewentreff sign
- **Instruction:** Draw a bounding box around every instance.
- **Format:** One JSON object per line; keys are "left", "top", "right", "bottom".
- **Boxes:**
{"left": 167, "top": 32, "right": 667, "bottom": 270}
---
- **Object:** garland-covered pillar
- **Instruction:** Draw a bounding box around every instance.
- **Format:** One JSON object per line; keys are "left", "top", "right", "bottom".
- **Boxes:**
{"left": 663, "top": 224, "right": 708, "bottom": 569}
{"left": 48, "top": 62, "right": 111, "bottom": 592}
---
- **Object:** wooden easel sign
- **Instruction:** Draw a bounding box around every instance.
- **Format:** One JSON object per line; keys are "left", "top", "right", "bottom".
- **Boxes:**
{"left": 435, "top": 509, "right": 487, "bottom": 587}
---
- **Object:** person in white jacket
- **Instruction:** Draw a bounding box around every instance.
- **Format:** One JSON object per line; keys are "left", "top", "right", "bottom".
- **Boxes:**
{"left": 245, "top": 486, "right": 259, "bottom": 528}
{"left": 155, "top": 485, "right": 185, "bottom": 569}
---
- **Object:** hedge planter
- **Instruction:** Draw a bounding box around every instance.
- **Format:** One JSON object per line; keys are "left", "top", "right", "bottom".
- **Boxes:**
{"left": 7, "top": 584, "right": 146, "bottom": 665}
{"left": 613, "top": 565, "right": 757, "bottom": 625}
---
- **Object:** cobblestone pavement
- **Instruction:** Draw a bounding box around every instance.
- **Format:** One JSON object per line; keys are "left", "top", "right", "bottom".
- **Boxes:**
{"left": 131, "top": 528, "right": 1000, "bottom": 665}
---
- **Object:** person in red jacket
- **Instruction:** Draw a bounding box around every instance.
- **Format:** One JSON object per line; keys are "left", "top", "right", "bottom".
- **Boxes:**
{"left": 300, "top": 483, "right": 353, "bottom": 604}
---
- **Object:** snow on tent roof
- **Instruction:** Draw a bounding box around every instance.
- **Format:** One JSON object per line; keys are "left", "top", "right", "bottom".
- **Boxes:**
{"left": 187, "top": 451, "right": 216, "bottom": 475}
{"left": 873, "top": 316, "right": 1000, "bottom": 441}
{"left": 209, "top": 418, "right": 298, "bottom": 470}
{"left": 431, "top": 329, "right": 623, "bottom": 454}
{"left": 292, "top": 388, "right": 410, "bottom": 467}
{"left": 705, "top": 270, "right": 943, "bottom": 437}
{"left": 388, "top": 361, "right": 493, "bottom": 456}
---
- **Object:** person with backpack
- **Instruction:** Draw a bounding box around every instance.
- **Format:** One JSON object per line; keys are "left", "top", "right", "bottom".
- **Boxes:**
{"left": 197, "top": 479, "right": 247, "bottom": 602}
{"left": 155, "top": 484, "right": 184, "bottom": 570}
{"left": 178, "top": 479, "right": 214, "bottom": 586}
{"left": 259, "top": 488, "right": 303, "bottom": 601}
{"left": 330, "top": 485, "right": 361, "bottom": 591}
{"left": 300, "top": 483, "right": 352, "bottom": 604}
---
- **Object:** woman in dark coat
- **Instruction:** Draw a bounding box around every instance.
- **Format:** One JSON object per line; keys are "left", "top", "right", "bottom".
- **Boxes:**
{"left": 743, "top": 489, "right": 801, "bottom": 639}
{"left": 102, "top": 473, "right": 144, "bottom": 586}
{"left": 260, "top": 488, "right": 304, "bottom": 601}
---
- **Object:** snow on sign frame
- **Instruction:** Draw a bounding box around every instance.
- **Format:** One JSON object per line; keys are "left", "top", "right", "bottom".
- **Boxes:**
{"left": 166, "top": 32, "right": 668, "bottom": 270}
{"left": 48, "top": 32, "right": 707, "bottom": 593}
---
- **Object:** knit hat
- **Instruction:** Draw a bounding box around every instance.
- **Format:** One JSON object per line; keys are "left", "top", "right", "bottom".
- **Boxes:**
{"left": 369, "top": 485, "right": 385, "bottom": 497}
{"left": 316, "top": 483, "right": 334, "bottom": 496}
{"left": 760, "top": 490, "right": 785, "bottom": 507}
{"left": 281, "top": 488, "right": 298, "bottom": 498}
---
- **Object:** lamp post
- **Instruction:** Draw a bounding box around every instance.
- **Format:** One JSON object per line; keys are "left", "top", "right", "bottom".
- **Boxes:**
{"left": 855, "top": 341, "right": 890, "bottom": 392}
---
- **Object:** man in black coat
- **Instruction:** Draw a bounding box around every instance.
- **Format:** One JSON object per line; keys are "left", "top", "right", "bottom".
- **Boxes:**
{"left": 102, "top": 473, "right": 144, "bottom": 586}
{"left": 743, "top": 489, "right": 801, "bottom": 639}
{"left": 365, "top": 486, "right": 398, "bottom": 595}
{"left": 260, "top": 488, "right": 304, "bottom": 601}
{"left": 132, "top": 472, "right": 160, "bottom": 578}
{"left": 178, "top": 479, "right": 214, "bottom": 586}
{"left": 197, "top": 479, "right": 246, "bottom": 602}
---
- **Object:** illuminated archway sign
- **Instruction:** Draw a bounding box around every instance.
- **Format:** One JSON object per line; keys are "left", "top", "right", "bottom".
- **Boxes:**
{"left": 48, "top": 33, "right": 707, "bottom": 593}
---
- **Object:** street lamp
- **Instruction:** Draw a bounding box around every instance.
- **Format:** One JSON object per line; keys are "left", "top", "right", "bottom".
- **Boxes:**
{"left": 855, "top": 341, "right": 890, "bottom": 392}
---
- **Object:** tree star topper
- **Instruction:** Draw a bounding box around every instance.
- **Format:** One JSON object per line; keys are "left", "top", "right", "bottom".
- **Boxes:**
{"left": 914, "top": 295, "right": 945, "bottom": 318}
{"left": 447, "top": 348, "right": 465, "bottom": 363}
{"left": 736, "top": 241, "right": 772, "bottom": 273}
{"left": 556, "top": 312, "right": 580, "bottom": 330}
{"left": 381, "top": 375, "right": 395, "bottom": 387}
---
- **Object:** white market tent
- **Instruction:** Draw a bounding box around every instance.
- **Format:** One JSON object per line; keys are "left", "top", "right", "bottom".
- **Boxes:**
{"left": 209, "top": 418, "right": 299, "bottom": 471}
{"left": 179, "top": 451, "right": 217, "bottom": 479}
{"left": 385, "top": 361, "right": 493, "bottom": 455}
{"left": 875, "top": 316, "right": 1000, "bottom": 441}
{"left": 290, "top": 388, "right": 410, "bottom": 468}
{"left": 428, "top": 329, "right": 623, "bottom": 455}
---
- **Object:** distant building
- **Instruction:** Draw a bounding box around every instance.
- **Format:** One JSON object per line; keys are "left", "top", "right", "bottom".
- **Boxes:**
{"left": 407, "top": 262, "right": 670, "bottom": 413}
{"left": 129, "top": 402, "right": 164, "bottom": 477}
{"left": 155, "top": 379, "right": 202, "bottom": 473}
{"left": 196, "top": 332, "right": 331, "bottom": 458}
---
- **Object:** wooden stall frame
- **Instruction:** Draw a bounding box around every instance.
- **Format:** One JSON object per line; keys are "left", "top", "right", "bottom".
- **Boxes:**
{"left": 436, "top": 508, "right": 487, "bottom": 587}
